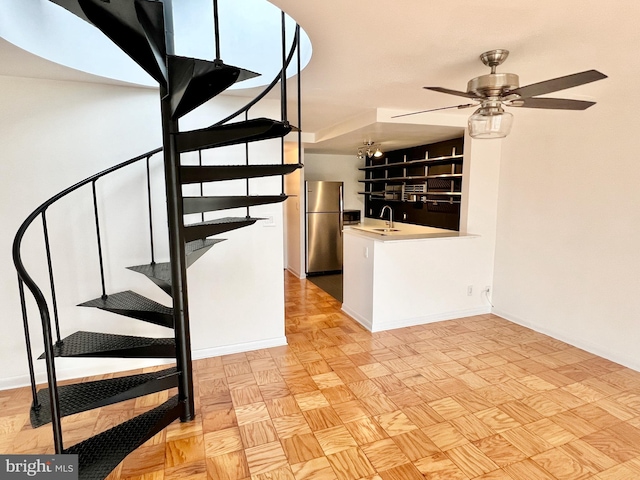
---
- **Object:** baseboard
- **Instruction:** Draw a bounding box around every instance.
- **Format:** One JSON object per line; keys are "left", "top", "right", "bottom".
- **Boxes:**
{"left": 341, "top": 305, "right": 373, "bottom": 331}
{"left": 192, "top": 336, "right": 288, "bottom": 360}
{"left": 493, "top": 309, "right": 640, "bottom": 373}
{"left": 0, "top": 337, "right": 289, "bottom": 392}
{"left": 371, "top": 306, "right": 492, "bottom": 333}
{"left": 286, "top": 266, "right": 305, "bottom": 279}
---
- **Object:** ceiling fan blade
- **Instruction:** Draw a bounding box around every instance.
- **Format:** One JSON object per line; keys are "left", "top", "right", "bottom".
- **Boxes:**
{"left": 424, "top": 86, "right": 477, "bottom": 99}
{"left": 509, "top": 70, "right": 607, "bottom": 99}
{"left": 392, "top": 103, "right": 476, "bottom": 119}
{"left": 510, "top": 97, "right": 596, "bottom": 110}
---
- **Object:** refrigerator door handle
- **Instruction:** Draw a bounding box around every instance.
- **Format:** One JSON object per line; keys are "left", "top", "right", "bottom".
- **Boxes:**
{"left": 339, "top": 185, "right": 344, "bottom": 236}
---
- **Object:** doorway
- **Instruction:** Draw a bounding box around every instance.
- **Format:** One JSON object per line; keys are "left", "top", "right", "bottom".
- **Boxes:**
{"left": 307, "top": 273, "right": 343, "bottom": 302}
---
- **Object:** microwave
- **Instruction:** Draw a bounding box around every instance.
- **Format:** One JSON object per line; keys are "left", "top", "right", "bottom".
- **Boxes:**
{"left": 343, "top": 210, "right": 361, "bottom": 225}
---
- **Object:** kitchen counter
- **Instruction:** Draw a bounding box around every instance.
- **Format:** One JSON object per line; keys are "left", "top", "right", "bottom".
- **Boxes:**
{"left": 342, "top": 219, "right": 491, "bottom": 332}
{"left": 346, "top": 218, "right": 474, "bottom": 241}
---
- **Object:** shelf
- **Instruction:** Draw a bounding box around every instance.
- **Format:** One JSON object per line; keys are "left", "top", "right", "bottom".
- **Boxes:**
{"left": 357, "top": 191, "right": 461, "bottom": 197}
{"left": 426, "top": 173, "right": 463, "bottom": 179}
{"left": 359, "top": 173, "right": 462, "bottom": 183}
{"left": 357, "top": 194, "right": 462, "bottom": 204}
{"left": 359, "top": 154, "right": 464, "bottom": 171}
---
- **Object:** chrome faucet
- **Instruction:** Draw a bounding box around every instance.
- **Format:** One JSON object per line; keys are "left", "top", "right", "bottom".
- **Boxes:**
{"left": 380, "top": 205, "right": 394, "bottom": 228}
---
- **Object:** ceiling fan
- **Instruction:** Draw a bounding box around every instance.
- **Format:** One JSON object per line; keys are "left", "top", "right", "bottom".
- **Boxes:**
{"left": 395, "top": 49, "right": 607, "bottom": 139}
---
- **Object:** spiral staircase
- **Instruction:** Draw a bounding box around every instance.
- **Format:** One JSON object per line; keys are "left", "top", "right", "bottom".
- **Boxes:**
{"left": 12, "top": 1, "right": 302, "bottom": 478}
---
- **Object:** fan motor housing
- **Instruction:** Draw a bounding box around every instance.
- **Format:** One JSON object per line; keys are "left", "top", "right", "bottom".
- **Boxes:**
{"left": 467, "top": 73, "right": 520, "bottom": 97}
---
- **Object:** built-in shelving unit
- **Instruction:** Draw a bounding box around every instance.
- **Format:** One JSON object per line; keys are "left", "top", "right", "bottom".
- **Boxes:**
{"left": 359, "top": 137, "right": 464, "bottom": 230}
{"left": 359, "top": 154, "right": 464, "bottom": 170}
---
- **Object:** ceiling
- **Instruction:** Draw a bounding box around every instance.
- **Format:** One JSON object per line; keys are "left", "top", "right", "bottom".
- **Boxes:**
{"left": 1, "top": 0, "right": 634, "bottom": 155}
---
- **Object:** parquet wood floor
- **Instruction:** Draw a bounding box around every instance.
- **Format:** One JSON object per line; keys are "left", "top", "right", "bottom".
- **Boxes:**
{"left": 3, "top": 271, "right": 640, "bottom": 479}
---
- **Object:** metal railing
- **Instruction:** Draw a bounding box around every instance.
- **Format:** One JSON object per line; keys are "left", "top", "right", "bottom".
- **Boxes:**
{"left": 12, "top": 15, "right": 302, "bottom": 454}
{"left": 13, "top": 148, "right": 162, "bottom": 452}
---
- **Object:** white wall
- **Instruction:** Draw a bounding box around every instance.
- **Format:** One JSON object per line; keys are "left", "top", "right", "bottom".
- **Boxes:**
{"left": 0, "top": 75, "right": 288, "bottom": 389}
{"left": 283, "top": 143, "right": 305, "bottom": 278}
{"left": 493, "top": 98, "right": 640, "bottom": 371}
{"left": 303, "top": 153, "right": 364, "bottom": 211}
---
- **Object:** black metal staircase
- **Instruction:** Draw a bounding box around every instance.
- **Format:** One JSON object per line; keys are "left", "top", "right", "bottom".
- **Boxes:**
{"left": 12, "top": 1, "right": 303, "bottom": 478}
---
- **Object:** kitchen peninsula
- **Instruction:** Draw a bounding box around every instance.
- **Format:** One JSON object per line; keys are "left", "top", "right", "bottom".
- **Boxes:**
{"left": 342, "top": 218, "right": 492, "bottom": 332}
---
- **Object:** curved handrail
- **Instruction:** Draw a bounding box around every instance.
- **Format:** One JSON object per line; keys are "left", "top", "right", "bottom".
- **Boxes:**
{"left": 12, "top": 147, "right": 162, "bottom": 291}
{"left": 213, "top": 25, "right": 300, "bottom": 127}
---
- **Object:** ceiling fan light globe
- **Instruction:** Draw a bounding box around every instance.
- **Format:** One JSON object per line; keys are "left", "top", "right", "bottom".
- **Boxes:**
{"left": 468, "top": 109, "right": 513, "bottom": 139}
{"left": 373, "top": 147, "right": 383, "bottom": 158}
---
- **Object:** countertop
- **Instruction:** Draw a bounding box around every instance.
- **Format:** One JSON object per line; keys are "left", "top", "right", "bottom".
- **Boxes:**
{"left": 345, "top": 218, "right": 475, "bottom": 242}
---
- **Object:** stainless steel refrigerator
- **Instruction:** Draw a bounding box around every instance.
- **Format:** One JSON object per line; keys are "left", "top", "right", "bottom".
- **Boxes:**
{"left": 305, "top": 181, "right": 343, "bottom": 274}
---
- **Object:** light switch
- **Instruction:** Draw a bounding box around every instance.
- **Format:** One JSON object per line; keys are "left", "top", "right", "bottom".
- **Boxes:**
{"left": 262, "top": 215, "right": 276, "bottom": 227}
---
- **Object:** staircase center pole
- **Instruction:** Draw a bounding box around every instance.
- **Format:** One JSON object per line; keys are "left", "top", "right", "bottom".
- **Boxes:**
{"left": 161, "top": 0, "right": 195, "bottom": 422}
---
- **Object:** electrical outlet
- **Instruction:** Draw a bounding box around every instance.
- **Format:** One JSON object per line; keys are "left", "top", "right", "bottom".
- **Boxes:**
{"left": 467, "top": 285, "right": 473, "bottom": 296}
{"left": 482, "top": 285, "right": 491, "bottom": 294}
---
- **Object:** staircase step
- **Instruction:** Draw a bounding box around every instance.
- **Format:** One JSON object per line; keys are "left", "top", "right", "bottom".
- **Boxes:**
{"left": 185, "top": 238, "right": 226, "bottom": 266}
{"left": 40, "top": 331, "right": 175, "bottom": 359}
{"left": 183, "top": 194, "right": 288, "bottom": 214}
{"left": 78, "top": 291, "right": 173, "bottom": 329}
{"left": 169, "top": 56, "right": 259, "bottom": 119}
{"left": 176, "top": 118, "right": 295, "bottom": 153}
{"left": 54, "top": 0, "right": 168, "bottom": 84}
{"left": 181, "top": 163, "right": 302, "bottom": 184}
{"left": 30, "top": 367, "right": 178, "bottom": 428}
{"left": 127, "top": 263, "right": 173, "bottom": 296}
{"left": 65, "top": 395, "right": 182, "bottom": 480}
{"left": 128, "top": 239, "right": 226, "bottom": 295}
{"left": 48, "top": 0, "right": 90, "bottom": 22}
{"left": 183, "top": 217, "right": 261, "bottom": 243}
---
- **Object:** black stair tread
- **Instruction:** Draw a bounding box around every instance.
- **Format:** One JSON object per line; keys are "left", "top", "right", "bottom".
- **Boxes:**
{"left": 127, "top": 263, "right": 171, "bottom": 283}
{"left": 30, "top": 367, "right": 178, "bottom": 428}
{"left": 127, "top": 263, "right": 173, "bottom": 296}
{"left": 52, "top": 0, "right": 167, "bottom": 84}
{"left": 65, "top": 395, "right": 181, "bottom": 480}
{"left": 78, "top": 290, "right": 171, "bottom": 314}
{"left": 169, "top": 55, "right": 260, "bottom": 119}
{"left": 49, "top": 0, "right": 90, "bottom": 22}
{"left": 128, "top": 239, "right": 226, "bottom": 295}
{"left": 78, "top": 291, "right": 173, "bottom": 329}
{"left": 176, "top": 118, "right": 294, "bottom": 153}
{"left": 185, "top": 238, "right": 226, "bottom": 255}
{"left": 181, "top": 163, "right": 302, "bottom": 184}
{"left": 184, "top": 237, "right": 225, "bottom": 267}
{"left": 40, "top": 331, "right": 175, "bottom": 359}
{"left": 183, "top": 194, "right": 288, "bottom": 214}
{"left": 187, "top": 216, "right": 264, "bottom": 226}
{"left": 183, "top": 217, "right": 261, "bottom": 243}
